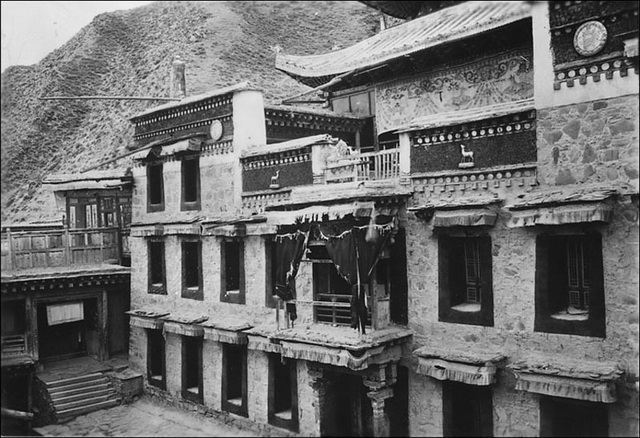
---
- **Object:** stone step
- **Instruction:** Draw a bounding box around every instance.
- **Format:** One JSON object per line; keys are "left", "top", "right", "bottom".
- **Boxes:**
{"left": 45, "top": 372, "right": 105, "bottom": 389}
{"left": 54, "top": 393, "right": 118, "bottom": 412}
{"left": 57, "top": 399, "right": 120, "bottom": 423}
{"left": 48, "top": 376, "right": 109, "bottom": 394}
{"left": 49, "top": 382, "right": 111, "bottom": 400}
{"left": 52, "top": 387, "right": 116, "bottom": 406}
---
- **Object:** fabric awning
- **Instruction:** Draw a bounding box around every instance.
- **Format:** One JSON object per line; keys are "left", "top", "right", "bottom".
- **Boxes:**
{"left": 130, "top": 138, "right": 202, "bottom": 160}
{"left": 266, "top": 201, "right": 377, "bottom": 225}
{"left": 127, "top": 308, "right": 171, "bottom": 329}
{"left": 512, "top": 371, "right": 618, "bottom": 403}
{"left": 416, "top": 357, "right": 498, "bottom": 386}
{"left": 433, "top": 209, "right": 498, "bottom": 228}
{"left": 413, "top": 345, "right": 505, "bottom": 386}
{"left": 130, "top": 225, "right": 164, "bottom": 237}
{"left": 47, "top": 302, "right": 84, "bottom": 326}
{"left": 201, "top": 318, "right": 252, "bottom": 344}
{"left": 508, "top": 203, "right": 614, "bottom": 227}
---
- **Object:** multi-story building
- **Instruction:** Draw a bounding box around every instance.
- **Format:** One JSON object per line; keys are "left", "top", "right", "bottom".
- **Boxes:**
{"left": 1, "top": 170, "right": 132, "bottom": 431}
{"left": 122, "top": 1, "right": 638, "bottom": 436}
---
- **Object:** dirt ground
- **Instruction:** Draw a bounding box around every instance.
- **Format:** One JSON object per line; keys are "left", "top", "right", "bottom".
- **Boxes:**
{"left": 33, "top": 395, "right": 258, "bottom": 437}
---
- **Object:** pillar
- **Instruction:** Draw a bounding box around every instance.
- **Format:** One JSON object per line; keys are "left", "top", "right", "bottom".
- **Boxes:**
{"left": 363, "top": 363, "right": 397, "bottom": 437}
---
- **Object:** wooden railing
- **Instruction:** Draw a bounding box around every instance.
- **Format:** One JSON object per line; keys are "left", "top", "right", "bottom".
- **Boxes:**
{"left": 324, "top": 148, "right": 400, "bottom": 183}
{"left": 1, "top": 227, "right": 124, "bottom": 272}
{"left": 313, "top": 293, "right": 372, "bottom": 327}
{"left": 1, "top": 334, "right": 27, "bottom": 356}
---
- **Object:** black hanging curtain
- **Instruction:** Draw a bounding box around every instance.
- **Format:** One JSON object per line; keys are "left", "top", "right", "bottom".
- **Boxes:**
{"left": 273, "top": 231, "right": 308, "bottom": 321}
{"left": 323, "top": 221, "right": 393, "bottom": 334}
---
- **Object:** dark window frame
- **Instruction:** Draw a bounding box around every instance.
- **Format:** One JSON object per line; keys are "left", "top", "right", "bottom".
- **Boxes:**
{"left": 220, "top": 239, "right": 245, "bottom": 304}
{"left": 438, "top": 234, "right": 494, "bottom": 326}
{"left": 181, "top": 156, "right": 201, "bottom": 211}
{"left": 147, "top": 328, "right": 165, "bottom": 390}
{"left": 534, "top": 232, "right": 605, "bottom": 338}
{"left": 221, "top": 343, "right": 248, "bottom": 417}
{"left": 182, "top": 239, "right": 203, "bottom": 301}
{"left": 148, "top": 239, "right": 166, "bottom": 295}
{"left": 147, "top": 162, "right": 165, "bottom": 212}
{"left": 443, "top": 381, "right": 493, "bottom": 437}
{"left": 268, "top": 354, "right": 299, "bottom": 432}
{"left": 181, "top": 336, "right": 203, "bottom": 404}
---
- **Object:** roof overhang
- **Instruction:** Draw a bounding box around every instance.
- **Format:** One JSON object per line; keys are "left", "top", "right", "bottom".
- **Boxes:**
{"left": 130, "top": 138, "right": 202, "bottom": 161}
{"left": 276, "top": 1, "right": 532, "bottom": 87}
{"left": 410, "top": 194, "right": 502, "bottom": 227}
{"left": 43, "top": 170, "right": 133, "bottom": 192}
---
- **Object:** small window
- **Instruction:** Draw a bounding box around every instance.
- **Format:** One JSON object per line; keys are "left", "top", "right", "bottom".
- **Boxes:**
{"left": 221, "top": 240, "right": 245, "bottom": 304}
{"left": 147, "top": 328, "right": 165, "bottom": 389}
{"left": 181, "top": 157, "right": 201, "bottom": 211}
{"left": 182, "top": 241, "right": 202, "bottom": 300}
{"left": 268, "top": 354, "right": 298, "bottom": 432}
{"left": 443, "top": 381, "right": 493, "bottom": 437}
{"left": 182, "top": 336, "right": 203, "bottom": 403}
{"left": 439, "top": 235, "right": 494, "bottom": 326}
{"left": 147, "top": 163, "right": 165, "bottom": 212}
{"left": 148, "top": 240, "right": 166, "bottom": 295}
{"left": 540, "top": 396, "right": 608, "bottom": 437}
{"left": 535, "top": 233, "right": 605, "bottom": 337}
{"left": 222, "top": 344, "right": 247, "bottom": 417}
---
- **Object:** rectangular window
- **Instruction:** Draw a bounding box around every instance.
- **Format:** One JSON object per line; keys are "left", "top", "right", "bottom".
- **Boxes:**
{"left": 182, "top": 336, "right": 203, "bottom": 403}
{"left": 309, "top": 244, "right": 370, "bottom": 327}
{"left": 181, "top": 157, "right": 201, "bottom": 211}
{"left": 147, "top": 163, "right": 164, "bottom": 212}
{"left": 221, "top": 240, "right": 245, "bottom": 304}
{"left": 147, "top": 328, "right": 165, "bottom": 389}
{"left": 222, "top": 344, "right": 247, "bottom": 417}
{"left": 182, "top": 241, "right": 202, "bottom": 300}
{"left": 540, "top": 396, "right": 608, "bottom": 437}
{"left": 268, "top": 354, "right": 298, "bottom": 432}
{"left": 443, "top": 381, "right": 493, "bottom": 437}
{"left": 439, "top": 235, "right": 494, "bottom": 326}
{"left": 148, "top": 240, "right": 166, "bottom": 295}
{"left": 535, "top": 233, "right": 605, "bottom": 337}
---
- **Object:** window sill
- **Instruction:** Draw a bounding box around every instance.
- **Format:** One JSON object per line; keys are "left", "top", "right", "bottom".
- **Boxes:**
{"left": 451, "top": 302, "right": 481, "bottom": 313}
{"left": 274, "top": 409, "right": 292, "bottom": 421}
{"left": 551, "top": 308, "right": 589, "bottom": 321}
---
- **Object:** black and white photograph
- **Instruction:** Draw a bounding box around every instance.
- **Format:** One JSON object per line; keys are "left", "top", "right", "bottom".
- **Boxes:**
{"left": 1, "top": 1, "right": 638, "bottom": 436}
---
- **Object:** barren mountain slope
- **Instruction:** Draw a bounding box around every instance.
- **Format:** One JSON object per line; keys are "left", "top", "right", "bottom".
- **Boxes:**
{"left": 1, "top": 1, "right": 382, "bottom": 222}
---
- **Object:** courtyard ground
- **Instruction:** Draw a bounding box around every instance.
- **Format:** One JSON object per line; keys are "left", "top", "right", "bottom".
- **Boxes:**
{"left": 33, "top": 395, "right": 258, "bottom": 437}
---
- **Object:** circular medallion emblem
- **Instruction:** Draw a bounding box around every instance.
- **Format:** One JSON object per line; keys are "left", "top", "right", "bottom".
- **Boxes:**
{"left": 209, "top": 120, "right": 223, "bottom": 141}
{"left": 573, "top": 20, "right": 608, "bottom": 57}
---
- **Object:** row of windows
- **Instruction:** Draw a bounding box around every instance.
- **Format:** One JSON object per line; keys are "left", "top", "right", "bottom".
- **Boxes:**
{"left": 440, "top": 232, "right": 605, "bottom": 338}
{"left": 147, "top": 157, "right": 200, "bottom": 213}
{"left": 147, "top": 331, "right": 298, "bottom": 432}
{"left": 147, "top": 231, "right": 605, "bottom": 337}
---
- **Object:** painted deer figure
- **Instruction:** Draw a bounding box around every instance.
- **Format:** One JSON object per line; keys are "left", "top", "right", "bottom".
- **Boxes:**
{"left": 460, "top": 144, "right": 474, "bottom": 163}
{"left": 270, "top": 170, "right": 280, "bottom": 186}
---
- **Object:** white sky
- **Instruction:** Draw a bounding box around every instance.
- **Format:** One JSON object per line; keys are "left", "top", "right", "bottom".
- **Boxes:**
{"left": 1, "top": 1, "right": 152, "bottom": 73}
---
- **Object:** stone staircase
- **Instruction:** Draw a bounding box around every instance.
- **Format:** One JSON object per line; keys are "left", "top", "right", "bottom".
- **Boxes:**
{"left": 45, "top": 372, "right": 120, "bottom": 423}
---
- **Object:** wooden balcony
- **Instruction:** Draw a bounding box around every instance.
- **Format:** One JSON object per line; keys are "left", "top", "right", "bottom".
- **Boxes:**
{"left": 1, "top": 228, "right": 125, "bottom": 272}
{"left": 324, "top": 148, "right": 400, "bottom": 183}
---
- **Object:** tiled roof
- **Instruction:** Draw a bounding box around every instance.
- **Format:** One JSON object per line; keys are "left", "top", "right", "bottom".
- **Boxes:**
{"left": 276, "top": 1, "right": 531, "bottom": 83}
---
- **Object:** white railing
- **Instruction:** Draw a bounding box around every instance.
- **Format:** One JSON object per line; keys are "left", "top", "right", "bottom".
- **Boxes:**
{"left": 324, "top": 148, "right": 400, "bottom": 183}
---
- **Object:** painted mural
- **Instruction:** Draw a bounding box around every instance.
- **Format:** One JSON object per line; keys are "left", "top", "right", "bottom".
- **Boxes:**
{"left": 376, "top": 49, "right": 534, "bottom": 133}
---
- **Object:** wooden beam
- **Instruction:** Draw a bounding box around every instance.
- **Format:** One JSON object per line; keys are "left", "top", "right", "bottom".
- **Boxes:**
{"left": 1, "top": 407, "right": 34, "bottom": 420}
{"left": 39, "top": 96, "right": 180, "bottom": 102}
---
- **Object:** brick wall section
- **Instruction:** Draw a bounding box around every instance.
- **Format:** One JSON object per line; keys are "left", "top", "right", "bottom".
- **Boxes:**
{"left": 297, "top": 361, "right": 322, "bottom": 436}
{"left": 537, "top": 95, "right": 639, "bottom": 188}
{"left": 202, "top": 340, "right": 222, "bottom": 411}
{"left": 247, "top": 350, "right": 269, "bottom": 424}
{"left": 408, "top": 370, "right": 442, "bottom": 436}
{"left": 492, "top": 372, "right": 539, "bottom": 436}
{"left": 165, "top": 332, "right": 182, "bottom": 399}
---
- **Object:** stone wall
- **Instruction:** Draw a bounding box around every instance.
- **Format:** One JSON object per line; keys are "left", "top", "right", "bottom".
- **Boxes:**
{"left": 408, "top": 370, "right": 442, "bottom": 437}
{"left": 537, "top": 95, "right": 639, "bottom": 190}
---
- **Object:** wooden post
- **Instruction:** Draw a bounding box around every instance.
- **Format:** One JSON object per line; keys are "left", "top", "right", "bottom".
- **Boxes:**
{"left": 100, "top": 290, "right": 109, "bottom": 361}
{"left": 7, "top": 227, "right": 15, "bottom": 271}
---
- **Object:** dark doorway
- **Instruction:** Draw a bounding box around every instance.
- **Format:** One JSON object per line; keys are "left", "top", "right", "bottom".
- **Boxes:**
{"left": 181, "top": 336, "right": 203, "bottom": 403}
{"left": 390, "top": 228, "right": 408, "bottom": 325}
{"left": 540, "top": 396, "right": 608, "bottom": 437}
{"left": 388, "top": 365, "right": 409, "bottom": 437}
{"left": 443, "top": 381, "right": 493, "bottom": 437}
{"left": 321, "top": 371, "right": 373, "bottom": 437}
{"left": 37, "top": 298, "right": 99, "bottom": 361}
{"left": 222, "top": 343, "right": 247, "bottom": 417}
{"left": 268, "top": 354, "right": 299, "bottom": 432}
{"left": 147, "top": 328, "right": 165, "bottom": 389}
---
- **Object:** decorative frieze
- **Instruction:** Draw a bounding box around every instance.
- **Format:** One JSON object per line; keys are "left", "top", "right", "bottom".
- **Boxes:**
{"left": 133, "top": 96, "right": 233, "bottom": 128}
{"left": 553, "top": 56, "right": 638, "bottom": 90}
{"left": 202, "top": 140, "right": 233, "bottom": 157}
{"left": 242, "top": 189, "right": 292, "bottom": 213}
{"left": 242, "top": 147, "right": 311, "bottom": 170}
{"left": 412, "top": 165, "right": 538, "bottom": 194}
{"left": 133, "top": 115, "right": 232, "bottom": 142}
{"left": 410, "top": 111, "right": 536, "bottom": 147}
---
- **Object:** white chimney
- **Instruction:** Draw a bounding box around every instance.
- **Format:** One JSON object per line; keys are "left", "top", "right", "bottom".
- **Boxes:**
{"left": 170, "top": 56, "right": 187, "bottom": 99}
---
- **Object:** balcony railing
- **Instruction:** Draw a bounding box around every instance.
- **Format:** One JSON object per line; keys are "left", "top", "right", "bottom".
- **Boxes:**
{"left": 1, "top": 334, "right": 27, "bottom": 356}
{"left": 1, "top": 227, "right": 124, "bottom": 272}
{"left": 325, "top": 148, "right": 400, "bottom": 183}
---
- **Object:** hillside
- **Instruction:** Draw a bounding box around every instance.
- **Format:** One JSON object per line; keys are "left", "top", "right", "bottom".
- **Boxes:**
{"left": 0, "top": 1, "right": 383, "bottom": 223}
